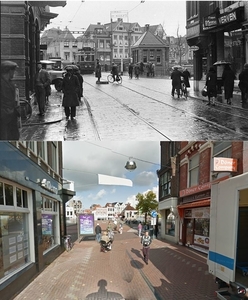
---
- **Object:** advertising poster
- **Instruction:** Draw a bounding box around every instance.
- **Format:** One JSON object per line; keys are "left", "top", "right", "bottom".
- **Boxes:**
{"left": 78, "top": 214, "right": 94, "bottom": 235}
{"left": 42, "top": 214, "right": 53, "bottom": 235}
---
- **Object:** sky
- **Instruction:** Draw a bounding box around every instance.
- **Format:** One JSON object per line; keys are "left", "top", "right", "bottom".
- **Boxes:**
{"left": 62, "top": 141, "right": 161, "bottom": 209}
{"left": 47, "top": 0, "right": 187, "bottom": 37}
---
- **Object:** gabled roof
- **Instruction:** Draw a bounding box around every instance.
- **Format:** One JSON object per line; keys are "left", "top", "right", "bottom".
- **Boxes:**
{"left": 124, "top": 204, "right": 136, "bottom": 211}
{"left": 104, "top": 20, "right": 142, "bottom": 33}
{"left": 132, "top": 30, "right": 167, "bottom": 48}
{"left": 59, "top": 28, "right": 76, "bottom": 41}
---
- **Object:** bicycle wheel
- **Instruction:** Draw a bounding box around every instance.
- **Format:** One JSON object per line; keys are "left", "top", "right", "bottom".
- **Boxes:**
{"left": 107, "top": 74, "right": 114, "bottom": 83}
{"left": 20, "top": 99, "right": 32, "bottom": 120}
{"left": 116, "top": 76, "right": 122, "bottom": 84}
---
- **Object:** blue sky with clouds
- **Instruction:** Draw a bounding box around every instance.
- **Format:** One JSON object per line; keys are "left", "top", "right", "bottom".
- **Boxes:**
{"left": 62, "top": 141, "right": 161, "bottom": 209}
{"left": 48, "top": 0, "right": 186, "bottom": 37}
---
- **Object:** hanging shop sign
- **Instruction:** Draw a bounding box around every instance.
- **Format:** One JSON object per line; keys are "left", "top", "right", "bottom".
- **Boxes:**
{"left": 213, "top": 157, "right": 238, "bottom": 172}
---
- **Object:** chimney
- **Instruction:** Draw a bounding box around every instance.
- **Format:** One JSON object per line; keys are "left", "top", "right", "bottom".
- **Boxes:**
{"left": 97, "top": 22, "right": 101, "bottom": 25}
{"left": 145, "top": 24, "right": 150, "bottom": 31}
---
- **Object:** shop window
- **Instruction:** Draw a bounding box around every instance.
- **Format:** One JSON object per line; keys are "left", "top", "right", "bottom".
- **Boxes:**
{"left": 165, "top": 210, "right": 175, "bottom": 236}
{"left": 41, "top": 197, "right": 59, "bottom": 253}
{"left": 0, "top": 180, "right": 31, "bottom": 282}
{"left": 189, "top": 154, "right": 199, "bottom": 187}
{"left": 156, "top": 50, "right": 161, "bottom": 64}
{"left": 0, "top": 212, "right": 30, "bottom": 281}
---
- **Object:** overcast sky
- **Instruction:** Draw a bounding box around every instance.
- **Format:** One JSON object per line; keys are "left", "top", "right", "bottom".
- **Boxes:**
{"left": 62, "top": 141, "right": 161, "bottom": 209}
{"left": 47, "top": 0, "right": 187, "bottom": 37}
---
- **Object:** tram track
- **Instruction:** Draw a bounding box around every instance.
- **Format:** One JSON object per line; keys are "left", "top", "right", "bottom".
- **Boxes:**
{"left": 84, "top": 80, "right": 248, "bottom": 140}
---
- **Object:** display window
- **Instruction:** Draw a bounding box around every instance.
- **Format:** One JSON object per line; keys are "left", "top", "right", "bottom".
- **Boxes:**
{"left": 0, "top": 179, "right": 32, "bottom": 282}
{"left": 184, "top": 207, "right": 210, "bottom": 248}
{"left": 41, "top": 196, "right": 59, "bottom": 253}
{"left": 165, "top": 209, "right": 175, "bottom": 236}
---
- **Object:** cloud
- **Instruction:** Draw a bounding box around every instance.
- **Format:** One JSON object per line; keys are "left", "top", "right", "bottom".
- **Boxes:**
{"left": 111, "top": 189, "right": 116, "bottom": 194}
{"left": 133, "top": 171, "right": 158, "bottom": 186}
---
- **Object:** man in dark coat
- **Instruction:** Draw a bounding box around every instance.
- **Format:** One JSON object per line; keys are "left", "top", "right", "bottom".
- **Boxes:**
{"left": 74, "top": 69, "right": 84, "bottom": 100}
{"left": 61, "top": 67, "right": 80, "bottom": 120}
{"left": 222, "top": 64, "right": 236, "bottom": 105}
{"left": 238, "top": 63, "right": 248, "bottom": 104}
{"left": 128, "top": 63, "right": 133, "bottom": 79}
{"left": 206, "top": 66, "right": 217, "bottom": 106}
{"left": 95, "top": 59, "right": 102, "bottom": 83}
{"left": 171, "top": 67, "right": 182, "bottom": 98}
{"left": 95, "top": 223, "right": 102, "bottom": 243}
{"left": 35, "top": 62, "right": 50, "bottom": 116}
{"left": 0, "top": 60, "right": 20, "bottom": 140}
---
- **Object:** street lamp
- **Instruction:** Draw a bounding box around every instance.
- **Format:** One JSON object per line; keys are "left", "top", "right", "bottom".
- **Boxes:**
{"left": 125, "top": 158, "right": 137, "bottom": 170}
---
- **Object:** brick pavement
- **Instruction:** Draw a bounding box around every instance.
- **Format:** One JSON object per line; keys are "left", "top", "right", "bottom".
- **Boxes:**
{"left": 13, "top": 223, "right": 218, "bottom": 300}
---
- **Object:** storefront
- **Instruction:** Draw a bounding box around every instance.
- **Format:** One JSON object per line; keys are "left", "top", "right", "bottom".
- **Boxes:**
{"left": 177, "top": 182, "right": 211, "bottom": 253}
{"left": 0, "top": 142, "right": 64, "bottom": 300}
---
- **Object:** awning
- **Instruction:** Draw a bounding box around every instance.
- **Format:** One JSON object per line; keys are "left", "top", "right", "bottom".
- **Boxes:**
{"left": 29, "top": 1, "right": 66, "bottom": 7}
{"left": 177, "top": 199, "right": 210, "bottom": 219}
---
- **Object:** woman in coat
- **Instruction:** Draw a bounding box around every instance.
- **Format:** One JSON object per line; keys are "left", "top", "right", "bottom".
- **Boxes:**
{"left": 206, "top": 66, "right": 217, "bottom": 106}
{"left": 238, "top": 63, "right": 248, "bottom": 104}
{"left": 222, "top": 64, "right": 236, "bottom": 105}
{"left": 61, "top": 67, "right": 80, "bottom": 120}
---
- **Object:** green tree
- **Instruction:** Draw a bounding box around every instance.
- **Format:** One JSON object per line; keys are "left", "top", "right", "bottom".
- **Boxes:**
{"left": 135, "top": 191, "right": 158, "bottom": 224}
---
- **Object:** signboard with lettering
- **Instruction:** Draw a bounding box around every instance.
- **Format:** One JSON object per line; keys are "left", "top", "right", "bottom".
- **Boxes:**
{"left": 190, "top": 46, "right": 199, "bottom": 51}
{"left": 218, "top": 10, "right": 237, "bottom": 25}
{"left": 213, "top": 157, "right": 238, "bottom": 172}
{"left": 203, "top": 13, "right": 218, "bottom": 31}
{"left": 179, "top": 182, "right": 211, "bottom": 198}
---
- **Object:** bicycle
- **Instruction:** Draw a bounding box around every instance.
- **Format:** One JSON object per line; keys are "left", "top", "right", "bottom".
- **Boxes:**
{"left": 180, "top": 81, "right": 188, "bottom": 100}
{"left": 64, "top": 235, "right": 73, "bottom": 251}
{"left": 20, "top": 99, "right": 32, "bottom": 120}
{"left": 107, "top": 74, "right": 122, "bottom": 84}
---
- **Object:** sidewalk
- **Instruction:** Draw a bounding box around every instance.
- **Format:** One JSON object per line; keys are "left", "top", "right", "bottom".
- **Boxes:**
{"left": 13, "top": 223, "right": 217, "bottom": 300}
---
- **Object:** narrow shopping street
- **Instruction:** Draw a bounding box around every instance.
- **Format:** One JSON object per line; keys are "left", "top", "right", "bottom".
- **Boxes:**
{"left": 20, "top": 73, "right": 248, "bottom": 141}
{"left": 13, "top": 221, "right": 217, "bottom": 300}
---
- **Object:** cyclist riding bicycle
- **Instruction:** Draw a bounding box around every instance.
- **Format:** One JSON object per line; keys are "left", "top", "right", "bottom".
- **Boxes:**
{"left": 111, "top": 62, "right": 120, "bottom": 82}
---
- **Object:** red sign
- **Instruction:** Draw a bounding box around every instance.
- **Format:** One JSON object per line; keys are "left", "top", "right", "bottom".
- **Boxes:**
{"left": 179, "top": 182, "right": 211, "bottom": 197}
{"left": 213, "top": 157, "right": 237, "bottom": 172}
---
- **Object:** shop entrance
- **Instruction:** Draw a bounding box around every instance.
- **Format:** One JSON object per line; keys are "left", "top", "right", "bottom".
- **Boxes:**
{"left": 185, "top": 219, "right": 194, "bottom": 245}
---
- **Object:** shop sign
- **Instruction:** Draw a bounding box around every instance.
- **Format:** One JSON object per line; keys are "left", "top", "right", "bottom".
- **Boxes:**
{"left": 189, "top": 46, "right": 199, "bottom": 51}
{"left": 185, "top": 209, "right": 192, "bottom": 218}
{"left": 203, "top": 13, "right": 218, "bottom": 30}
{"left": 40, "top": 180, "right": 58, "bottom": 194}
{"left": 192, "top": 207, "right": 210, "bottom": 219}
{"left": 78, "top": 214, "right": 94, "bottom": 235}
{"left": 213, "top": 157, "right": 237, "bottom": 172}
{"left": 183, "top": 190, "right": 211, "bottom": 203}
{"left": 218, "top": 10, "right": 237, "bottom": 25}
{"left": 179, "top": 182, "right": 211, "bottom": 197}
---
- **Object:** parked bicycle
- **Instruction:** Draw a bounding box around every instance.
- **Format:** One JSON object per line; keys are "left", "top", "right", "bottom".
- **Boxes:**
{"left": 64, "top": 235, "right": 73, "bottom": 251}
{"left": 107, "top": 74, "right": 122, "bottom": 84}
{"left": 180, "top": 80, "right": 188, "bottom": 100}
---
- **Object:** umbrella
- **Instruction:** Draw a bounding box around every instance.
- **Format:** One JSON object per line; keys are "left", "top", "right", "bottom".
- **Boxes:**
{"left": 213, "top": 60, "right": 231, "bottom": 66}
{"left": 64, "top": 64, "right": 79, "bottom": 71}
{"left": 172, "top": 65, "right": 182, "bottom": 70}
{"left": 40, "top": 60, "right": 56, "bottom": 65}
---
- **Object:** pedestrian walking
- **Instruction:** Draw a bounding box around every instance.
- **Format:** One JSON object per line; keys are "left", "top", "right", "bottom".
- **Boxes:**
{"left": 206, "top": 66, "right": 217, "bottom": 106}
{"left": 182, "top": 68, "right": 191, "bottom": 91}
{"left": 171, "top": 67, "right": 182, "bottom": 98}
{"left": 238, "top": 63, "right": 248, "bottom": 104}
{"left": 222, "top": 64, "right": 236, "bottom": 105}
{"left": 138, "top": 222, "right": 142, "bottom": 237}
{"left": 35, "top": 62, "right": 51, "bottom": 116}
{"left": 0, "top": 60, "right": 20, "bottom": 140}
{"left": 95, "top": 223, "right": 102, "bottom": 243}
{"left": 134, "top": 64, "right": 140, "bottom": 79}
{"left": 61, "top": 66, "right": 80, "bottom": 120}
{"left": 128, "top": 63, "right": 133, "bottom": 79}
{"left": 111, "top": 62, "right": 119, "bottom": 82}
{"left": 154, "top": 224, "right": 159, "bottom": 239}
{"left": 151, "top": 63, "right": 155, "bottom": 77}
{"left": 95, "top": 59, "right": 102, "bottom": 83}
{"left": 141, "top": 230, "right": 152, "bottom": 265}
{"left": 119, "top": 223, "right": 123, "bottom": 234}
{"left": 74, "top": 69, "right": 84, "bottom": 100}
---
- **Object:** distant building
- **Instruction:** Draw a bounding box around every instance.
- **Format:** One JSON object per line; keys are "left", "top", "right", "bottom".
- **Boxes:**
{"left": 131, "top": 24, "right": 169, "bottom": 76}
{"left": 41, "top": 26, "right": 78, "bottom": 64}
